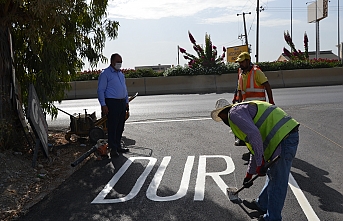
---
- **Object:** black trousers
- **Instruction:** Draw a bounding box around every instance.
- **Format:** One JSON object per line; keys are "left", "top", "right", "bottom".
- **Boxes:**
{"left": 105, "top": 98, "right": 126, "bottom": 151}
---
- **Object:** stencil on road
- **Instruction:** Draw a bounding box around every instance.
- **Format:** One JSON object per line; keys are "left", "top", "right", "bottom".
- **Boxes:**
{"left": 91, "top": 155, "right": 235, "bottom": 204}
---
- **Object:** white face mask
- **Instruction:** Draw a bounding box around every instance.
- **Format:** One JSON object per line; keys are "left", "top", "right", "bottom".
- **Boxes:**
{"left": 114, "top": 63, "right": 122, "bottom": 70}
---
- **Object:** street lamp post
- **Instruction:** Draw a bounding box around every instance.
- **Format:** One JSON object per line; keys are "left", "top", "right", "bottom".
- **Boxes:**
{"left": 291, "top": 0, "right": 293, "bottom": 39}
{"left": 256, "top": 0, "right": 260, "bottom": 62}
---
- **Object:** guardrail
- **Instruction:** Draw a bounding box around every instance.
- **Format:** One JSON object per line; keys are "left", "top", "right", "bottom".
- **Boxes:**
{"left": 64, "top": 67, "right": 343, "bottom": 100}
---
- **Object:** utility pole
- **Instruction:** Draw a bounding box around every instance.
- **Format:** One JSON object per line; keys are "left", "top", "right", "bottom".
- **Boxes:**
{"left": 256, "top": 0, "right": 260, "bottom": 62}
{"left": 237, "top": 12, "right": 251, "bottom": 48}
{"left": 338, "top": 0, "right": 341, "bottom": 61}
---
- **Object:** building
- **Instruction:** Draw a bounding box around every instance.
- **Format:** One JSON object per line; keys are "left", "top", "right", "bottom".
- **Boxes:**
{"left": 277, "top": 50, "right": 339, "bottom": 61}
{"left": 135, "top": 64, "right": 172, "bottom": 72}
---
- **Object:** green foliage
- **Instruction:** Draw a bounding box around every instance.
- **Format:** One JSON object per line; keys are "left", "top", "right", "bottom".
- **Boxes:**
{"left": 1, "top": 0, "right": 119, "bottom": 118}
{"left": 72, "top": 68, "right": 164, "bottom": 81}
{"left": 257, "top": 59, "right": 342, "bottom": 71}
{"left": 179, "top": 31, "right": 226, "bottom": 68}
{"left": 163, "top": 63, "right": 238, "bottom": 77}
{"left": 123, "top": 68, "right": 164, "bottom": 78}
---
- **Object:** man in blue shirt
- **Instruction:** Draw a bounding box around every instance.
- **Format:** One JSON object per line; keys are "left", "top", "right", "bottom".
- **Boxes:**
{"left": 97, "top": 53, "right": 129, "bottom": 157}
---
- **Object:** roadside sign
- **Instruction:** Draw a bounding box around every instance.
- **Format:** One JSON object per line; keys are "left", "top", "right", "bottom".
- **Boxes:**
{"left": 226, "top": 45, "right": 249, "bottom": 63}
{"left": 27, "top": 84, "right": 49, "bottom": 160}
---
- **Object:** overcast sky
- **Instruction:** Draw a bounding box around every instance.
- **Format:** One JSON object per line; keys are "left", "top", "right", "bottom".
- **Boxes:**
{"left": 84, "top": 0, "right": 342, "bottom": 70}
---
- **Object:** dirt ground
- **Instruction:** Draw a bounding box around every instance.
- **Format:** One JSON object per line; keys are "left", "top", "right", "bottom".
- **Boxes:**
{"left": 0, "top": 129, "right": 93, "bottom": 221}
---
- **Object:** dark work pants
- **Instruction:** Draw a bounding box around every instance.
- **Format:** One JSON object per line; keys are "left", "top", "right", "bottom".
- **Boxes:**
{"left": 105, "top": 98, "right": 126, "bottom": 152}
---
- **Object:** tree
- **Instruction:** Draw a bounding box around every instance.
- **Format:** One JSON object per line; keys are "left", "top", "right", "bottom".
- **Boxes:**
{"left": 179, "top": 31, "right": 226, "bottom": 68}
{"left": 0, "top": 0, "right": 119, "bottom": 149}
{"left": 283, "top": 30, "right": 309, "bottom": 61}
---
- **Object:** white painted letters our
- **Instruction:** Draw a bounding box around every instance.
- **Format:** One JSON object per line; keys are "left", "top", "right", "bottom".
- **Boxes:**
{"left": 91, "top": 155, "right": 235, "bottom": 204}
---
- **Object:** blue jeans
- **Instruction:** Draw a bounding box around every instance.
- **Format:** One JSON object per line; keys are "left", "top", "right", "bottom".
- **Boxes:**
{"left": 257, "top": 131, "right": 299, "bottom": 221}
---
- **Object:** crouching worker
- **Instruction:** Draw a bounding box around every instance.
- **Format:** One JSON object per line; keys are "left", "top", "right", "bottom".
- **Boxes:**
{"left": 211, "top": 99, "right": 300, "bottom": 221}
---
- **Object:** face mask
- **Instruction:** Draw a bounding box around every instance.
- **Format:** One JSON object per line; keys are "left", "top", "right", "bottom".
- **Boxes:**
{"left": 114, "top": 63, "right": 122, "bottom": 70}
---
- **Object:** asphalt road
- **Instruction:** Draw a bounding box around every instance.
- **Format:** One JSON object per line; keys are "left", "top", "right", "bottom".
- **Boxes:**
{"left": 22, "top": 85, "right": 343, "bottom": 221}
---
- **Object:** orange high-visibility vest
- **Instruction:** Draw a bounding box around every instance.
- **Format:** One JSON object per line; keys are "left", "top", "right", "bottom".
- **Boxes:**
{"left": 239, "top": 65, "right": 266, "bottom": 101}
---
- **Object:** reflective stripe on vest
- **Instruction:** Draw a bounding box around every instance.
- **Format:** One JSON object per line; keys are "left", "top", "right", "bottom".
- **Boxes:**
{"left": 242, "top": 66, "right": 266, "bottom": 101}
{"left": 228, "top": 101, "right": 299, "bottom": 161}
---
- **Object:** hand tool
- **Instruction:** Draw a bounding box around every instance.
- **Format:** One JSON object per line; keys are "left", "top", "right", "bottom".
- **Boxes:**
{"left": 227, "top": 155, "right": 280, "bottom": 204}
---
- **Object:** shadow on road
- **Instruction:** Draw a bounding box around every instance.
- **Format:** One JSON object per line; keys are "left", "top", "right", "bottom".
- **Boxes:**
{"left": 291, "top": 157, "right": 343, "bottom": 213}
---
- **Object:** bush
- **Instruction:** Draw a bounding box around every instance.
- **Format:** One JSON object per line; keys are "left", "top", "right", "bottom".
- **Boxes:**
{"left": 163, "top": 63, "right": 238, "bottom": 76}
{"left": 72, "top": 69, "right": 102, "bottom": 81}
{"left": 123, "top": 68, "right": 164, "bottom": 78}
{"left": 257, "top": 59, "right": 342, "bottom": 71}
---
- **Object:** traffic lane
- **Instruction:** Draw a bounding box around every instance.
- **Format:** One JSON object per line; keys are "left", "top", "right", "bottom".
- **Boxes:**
{"left": 20, "top": 118, "right": 310, "bottom": 221}
{"left": 124, "top": 101, "right": 343, "bottom": 221}
{"left": 272, "top": 85, "right": 343, "bottom": 107}
{"left": 20, "top": 120, "right": 253, "bottom": 221}
{"left": 124, "top": 118, "right": 310, "bottom": 220}
{"left": 30, "top": 101, "right": 342, "bottom": 220}
{"left": 47, "top": 85, "right": 343, "bottom": 129}
{"left": 284, "top": 103, "right": 343, "bottom": 221}
{"left": 48, "top": 93, "right": 221, "bottom": 129}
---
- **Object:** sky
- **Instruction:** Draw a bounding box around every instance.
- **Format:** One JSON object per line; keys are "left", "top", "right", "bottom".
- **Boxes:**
{"left": 83, "top": 0, "right": 343, "bottom": 70}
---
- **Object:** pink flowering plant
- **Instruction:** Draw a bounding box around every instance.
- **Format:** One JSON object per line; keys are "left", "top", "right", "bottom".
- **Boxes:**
{"left": 283, "top": 31, "right": 309, "bottom": 60}
{"left": 179, "top": 31, "right": 226, "bottom": 69}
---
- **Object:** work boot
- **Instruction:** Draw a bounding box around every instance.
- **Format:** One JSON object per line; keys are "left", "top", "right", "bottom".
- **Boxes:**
{"left": 117, "top": 147, "right": 129, "bottom": 153}
{"left": 243, "top": 199, "right": 266, "bottom": 214}
{"left": 257, "top": 215, "right": 266, "bottom": 221}
{"left": 242, "top": 152, "right": 251, "bottom": 161}
{"left": 111, "top": 151, "right": 119, "bottom": 158}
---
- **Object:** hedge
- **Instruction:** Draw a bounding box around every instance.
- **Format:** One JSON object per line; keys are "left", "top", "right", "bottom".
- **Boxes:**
{"left": 72, "top": 59, "right": 342, "bottom": 81}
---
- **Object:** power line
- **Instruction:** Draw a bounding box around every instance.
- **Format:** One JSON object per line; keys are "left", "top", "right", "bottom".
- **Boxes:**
{"left": 263, "top": 6, "right": 343, "bottom": 12}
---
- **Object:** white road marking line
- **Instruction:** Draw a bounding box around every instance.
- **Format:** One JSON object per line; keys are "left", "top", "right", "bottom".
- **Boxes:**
{"left": 289, "top": 173, "right": 320, "bottom": 221}
{"left": 126, "top": 117, "right": 212, "bottom": 124}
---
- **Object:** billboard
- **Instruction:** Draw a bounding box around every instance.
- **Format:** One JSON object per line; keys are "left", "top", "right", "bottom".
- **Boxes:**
{"left": 307, "top": 0, "right": 328, "bottom": 23}
{"left": 226, "top": 45, "right": 249, "bottom": 63}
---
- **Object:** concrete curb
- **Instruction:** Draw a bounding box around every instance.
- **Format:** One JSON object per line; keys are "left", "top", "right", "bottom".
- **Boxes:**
{"left": 64, "top": 67, "right": 343, "bottom": 99}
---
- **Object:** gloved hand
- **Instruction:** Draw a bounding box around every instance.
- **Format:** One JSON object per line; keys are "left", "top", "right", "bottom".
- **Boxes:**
{"left": 256, "top": 159, "right": 267, "bottom": 176}
{"left": 243, "top": 173, "right": 253, "bottom": 188}
{"left": 256, "top": 166, "right": 267, "bottom": 176}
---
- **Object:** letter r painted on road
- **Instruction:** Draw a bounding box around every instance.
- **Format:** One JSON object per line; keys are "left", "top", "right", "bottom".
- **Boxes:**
{"left": 194, "top": 155, "right": 235, "bottom": 201}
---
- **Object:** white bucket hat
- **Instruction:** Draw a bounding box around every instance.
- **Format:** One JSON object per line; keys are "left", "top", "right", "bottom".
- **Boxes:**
{"left": 211, "top": 98, "right": 233, "bottom": 122}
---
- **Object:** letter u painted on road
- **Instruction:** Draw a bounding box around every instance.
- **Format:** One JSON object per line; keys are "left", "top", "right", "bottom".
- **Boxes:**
{"left": 91, "top": 155, "right": 235, "bottom": 204}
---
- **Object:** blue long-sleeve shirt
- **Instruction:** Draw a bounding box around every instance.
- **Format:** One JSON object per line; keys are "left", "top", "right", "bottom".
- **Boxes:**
{"left": 97, "top": 66, "right": 128, "bottom": 106}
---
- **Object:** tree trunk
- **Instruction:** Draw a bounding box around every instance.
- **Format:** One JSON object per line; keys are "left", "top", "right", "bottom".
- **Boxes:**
{"left": 0, "top": 26, "right": 17, "bottom": 150}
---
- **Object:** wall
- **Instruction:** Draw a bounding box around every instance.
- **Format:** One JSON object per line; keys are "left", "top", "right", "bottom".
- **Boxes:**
{"left": 64, "top": 67, "right": 343, "bottom": 99}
